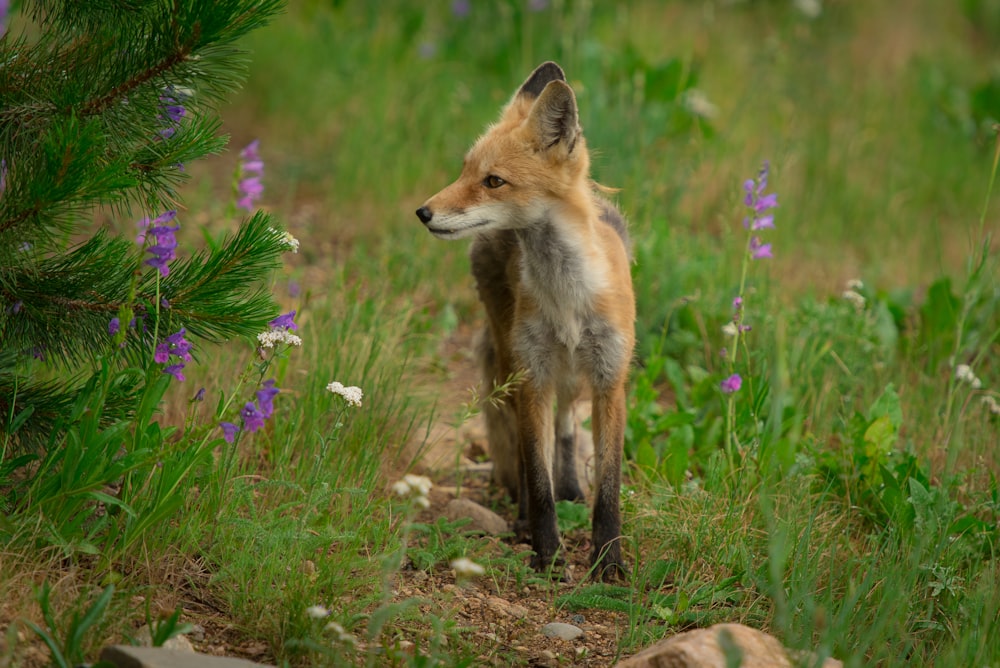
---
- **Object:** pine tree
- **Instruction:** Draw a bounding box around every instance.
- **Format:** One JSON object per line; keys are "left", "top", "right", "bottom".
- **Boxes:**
{"left": 0, "top": 0, "right": 287, "bottom": 447}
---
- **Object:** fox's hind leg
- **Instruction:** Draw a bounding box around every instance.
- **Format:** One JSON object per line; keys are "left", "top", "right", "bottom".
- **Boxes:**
{"left": 553, "top": 390, "right": 585, "bottom": 503}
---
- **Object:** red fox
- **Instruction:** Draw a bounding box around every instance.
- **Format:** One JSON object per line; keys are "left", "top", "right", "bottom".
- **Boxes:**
{"left": 416, "top": 62, "right": 635, "bottom": 580}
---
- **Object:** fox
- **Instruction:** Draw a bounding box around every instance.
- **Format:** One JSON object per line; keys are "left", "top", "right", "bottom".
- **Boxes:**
{"left": 416, "top": 62, "right": 635, "bottom": 580}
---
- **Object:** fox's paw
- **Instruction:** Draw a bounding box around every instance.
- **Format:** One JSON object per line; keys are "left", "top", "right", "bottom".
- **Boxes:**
{"left": 529, "top": 551, "right": 571, "bottom": 581}
{"left": 590, "top": 545, "right": 629, "bottom": 583}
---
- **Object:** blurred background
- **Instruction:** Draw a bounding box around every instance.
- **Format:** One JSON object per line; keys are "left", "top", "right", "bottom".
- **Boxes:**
{"left": 188, "top": 0, "right": 1000, "bottom": 316}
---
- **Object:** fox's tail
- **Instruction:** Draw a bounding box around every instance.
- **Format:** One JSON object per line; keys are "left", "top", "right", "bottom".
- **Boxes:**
{"left": 475, "top": 325, "right": 519, "bottom": 500}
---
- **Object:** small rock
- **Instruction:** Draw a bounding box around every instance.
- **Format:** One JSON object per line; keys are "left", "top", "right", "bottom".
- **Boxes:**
{"left": 100, "top": 645, "right": 273, "bottom": 667}
{"left": 540, "top": 649, "right": 557, "bottom": 660}
{"left": 540, "top": 622, "right": 584, "bottom": 641}
{"left": 613, "top": 623, "right": 844, "bottom": 668}
{"left": 486, "top": 596, "right": 529, "bottom": 618}
{"left": 570, "top": 613, "right": 586, "bottom": 625}
{"left": 188, "top": 624, "right": 205, "bottom": 643}
{"left": 134, "top": 625, "right": 195, "bottom": 653}
{"left": 443, "top": 498, "right": 509, "bottom": 535}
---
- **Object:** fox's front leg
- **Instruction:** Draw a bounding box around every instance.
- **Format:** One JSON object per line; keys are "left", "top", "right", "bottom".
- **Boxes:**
{"left": 590, "top": 381, "right": 628, "bottom": 581}
{"left": 516, "top": 382, "right": 561, "bottom": 572}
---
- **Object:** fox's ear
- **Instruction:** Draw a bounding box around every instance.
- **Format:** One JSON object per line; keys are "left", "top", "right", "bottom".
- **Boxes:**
{"left": 526, "top": 80, "right": 580, "bottom": 156}
{"left": 516, "top": 61, "right": 566, "bottom": 100}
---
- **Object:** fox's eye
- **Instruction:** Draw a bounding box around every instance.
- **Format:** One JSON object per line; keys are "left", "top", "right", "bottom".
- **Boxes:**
{"left": 483, "top": 175, "right": 506, "bottom": 189}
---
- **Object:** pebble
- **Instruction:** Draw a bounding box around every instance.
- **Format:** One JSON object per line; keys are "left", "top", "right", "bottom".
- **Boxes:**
{"left": 540, "top": 622, "right": 584, "bottom": 641}
{"left": 486, "top": 596, "right": 530, "bottom": 618}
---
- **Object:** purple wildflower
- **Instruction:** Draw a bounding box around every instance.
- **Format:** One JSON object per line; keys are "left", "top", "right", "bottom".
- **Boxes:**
{"left": 158, "top": 88, "right": 188, "bottom": 140}
{"left": 154, "top": 342, "right": 171, "bottom": 364}
{"left": 269, "top": 310, "right": 298, "bottom": 331}
{"left": 109, "top": 317, "right": 120, "bottom": 336}
{"left": 194, "top": 387, "right": 206, "bottom": 402}
{"left": 0, "top": 0, "right": 8, "bottom": 36}
{"left": 235, "top": 140, "right": 265, "bottom": 212}
{"left": 165, "top": 327, "right": 193, "bottom": 361}
{"left": 750, "top": 236, "right": 773, "bottom": 260}
{"left": 742, "top": 161, "right": 777, "bottom": 257}
{"left": 720, "top": 374, "right": 742, "bottom": 394}
{"left": 241, "top": 402, "right": 266, "bottom": 433}
{"left": 163, "top": 364, "right": 186, "bottom": 381}
{"left": 451, "top": 0, "right": 470, "bottom": 17}
{"left": 529, "top": 0, "right": 549, "bottom": 10}
{"left": 236, "top": 176, "right": 263, "bottom": 212}
{"left": 220, "top": 421, "right": 240, "bottom": 444}
{"left": 155, "top": 327, "right": 192, "bottom": 380}
{"left": 0, "top": 158, "right": 6, "bottom": 193}
{"left": 255, "top": 379, "right": 280, "bottom": 419}
{"left": 143, "top": 210, "right": 179, "bottom": 277}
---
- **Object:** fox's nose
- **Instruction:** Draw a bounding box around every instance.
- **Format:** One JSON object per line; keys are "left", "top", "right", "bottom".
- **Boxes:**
{"left": 416, "top": 206, "right": 433, "bottom": 224}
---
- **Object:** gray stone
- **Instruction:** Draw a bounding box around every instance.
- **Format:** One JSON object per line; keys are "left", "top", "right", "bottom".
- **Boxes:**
{"left": 540, "top": 622, "right": 584, "bottom": 641}
{"left": 443, "top": 498, "right": 509, "bottom": 535}
{"left": 100, "top": 645, "right": 274, "bottom": 668}
{"left": 613, "top": 623, "right": 843, "bottom": 668}
{"left": 133, "top": 625, "right": 194, "bottom": 652}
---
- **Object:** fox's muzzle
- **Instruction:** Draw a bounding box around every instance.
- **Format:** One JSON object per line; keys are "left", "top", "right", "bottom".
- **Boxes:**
{"left": 415, "top": 206, "right": 433, "bottom": 224}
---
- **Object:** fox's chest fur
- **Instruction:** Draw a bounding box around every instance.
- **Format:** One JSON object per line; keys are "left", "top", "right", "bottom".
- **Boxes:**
{"left": 510, "top": 217, "right": 628, "bottom": 392}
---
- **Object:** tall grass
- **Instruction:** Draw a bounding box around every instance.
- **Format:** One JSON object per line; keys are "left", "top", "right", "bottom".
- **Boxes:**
{"left": 3, "top": 1, "right": 999, "bottom": 666}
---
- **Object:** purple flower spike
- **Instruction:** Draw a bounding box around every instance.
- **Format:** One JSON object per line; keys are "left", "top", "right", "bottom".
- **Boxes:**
{"left": 255, "top": 379, "right": 280, "bottom": 419}
{"left": 109, "top": 317, "right": 120, "bottom": 336}
{"left": 241, "top": 402, "right": 265, "bottom": 433}
{"left": 166, "top": 327, "right": 192, "bottom": 361}
{"left": 269, "top": 310, "right": 298, "bottom": 331}
{"left": 143, "top": 211, "right": 180, "bottom": 277}
{"left": 240, "top": 140, "right": 260, "bottom": 161}
{"left": 220, "top": 421, "right": 240, "bottom": 444}
{"left": 720, "top": 374, "right": 742, "bottom": 394}
{"left": 750, "top": 237, "right": 773, "bottom": 260}
{"left": 163, "top": 363, "right": 186, "bottom": 382}
{"left": 154, "top": 342, "right": 171, "bottom": 364}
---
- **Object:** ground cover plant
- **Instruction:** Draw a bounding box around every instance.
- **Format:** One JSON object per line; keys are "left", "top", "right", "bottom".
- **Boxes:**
{"left": 1, "top": 0, "right": 998, "bottom": 666}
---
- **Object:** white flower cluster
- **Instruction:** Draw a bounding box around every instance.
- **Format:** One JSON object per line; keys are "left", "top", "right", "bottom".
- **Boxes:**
{"left": 324, "top": 621, "right": 357, "bottom": 646}
{"left": 269, "top": 226, "right": 300, "bottom": 253}
{"left": 392, "top": 473, "right": 432, "bottom": 509}
{"left": 327, "top": 381, "right": 363, "bottom": 407}
{"left": 306, "top": 604, "right": 330, "bottom": 619}
{"left": 450, "top": 557, "right": 485, "bottom": 578}
{"left": 842, "top": 278, "right": 866, "bottom": 310}
{"left": 983, "top": 395, "right": 1000, "bottom": 416}
{"left": 721, "top": 321, "right": 738, "bottom": 337}
{"left": 257, "top": 329, "right": 303, "bottom": 348}
{"left": 955, "top": 364, "right": 983, "bottom": 390}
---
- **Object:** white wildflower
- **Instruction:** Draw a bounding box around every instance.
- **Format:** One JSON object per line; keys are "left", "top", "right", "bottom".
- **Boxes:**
{"left": 721, "top": 321, "right": 739, "bottom": 337}
{"left": 281, "top": 231, "right": 299, "bottom": 253}
{"left": 325, "top": 621, "right": 357, "bottom": 646}
{"left": 846, "top": 278, "right": 864, "bottom": 291}
{"left": 794, "top": 0, "right": 822, "bottom": 19}
{"left": 450, "top": 557, "right": 485, "bottom": 578}
{"left": 403, "top": 473, "right": 432, "bottom": 497}
{"left": 842, "top": 290, "right": 866, "bottom": 309}
{"left": 306, "top": 605, "right": 330, "bottom": 619}
{"left": 682, "top": 89, "right": 719, "bottom": 120}
{"left": 327, "top": 381, "right": 363, "bottom": 407}
{"left": 392, "top": 473, "right": 432, "bottom": 508}
{"left": 982, "top": 395, "right": 1000, "bottom": 415}
{"left": 257, "top": 329, "right": 303, "bottom": 349}
{"left": 955, "top": 364, "right": 983, "bottom": 389}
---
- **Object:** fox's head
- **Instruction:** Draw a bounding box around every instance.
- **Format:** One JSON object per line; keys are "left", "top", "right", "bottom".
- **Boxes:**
{"left": 416, "top": 61, "right": 591, "bottom": 239}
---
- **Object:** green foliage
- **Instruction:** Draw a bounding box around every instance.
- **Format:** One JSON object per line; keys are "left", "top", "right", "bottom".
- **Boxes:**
{"left": 24, "top": 582, "right": 116, "bottom": 668}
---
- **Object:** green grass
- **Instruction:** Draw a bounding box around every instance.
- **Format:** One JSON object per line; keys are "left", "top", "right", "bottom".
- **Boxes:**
{"left": 3, "top": 0, "right": 1000, "bottom": 666}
